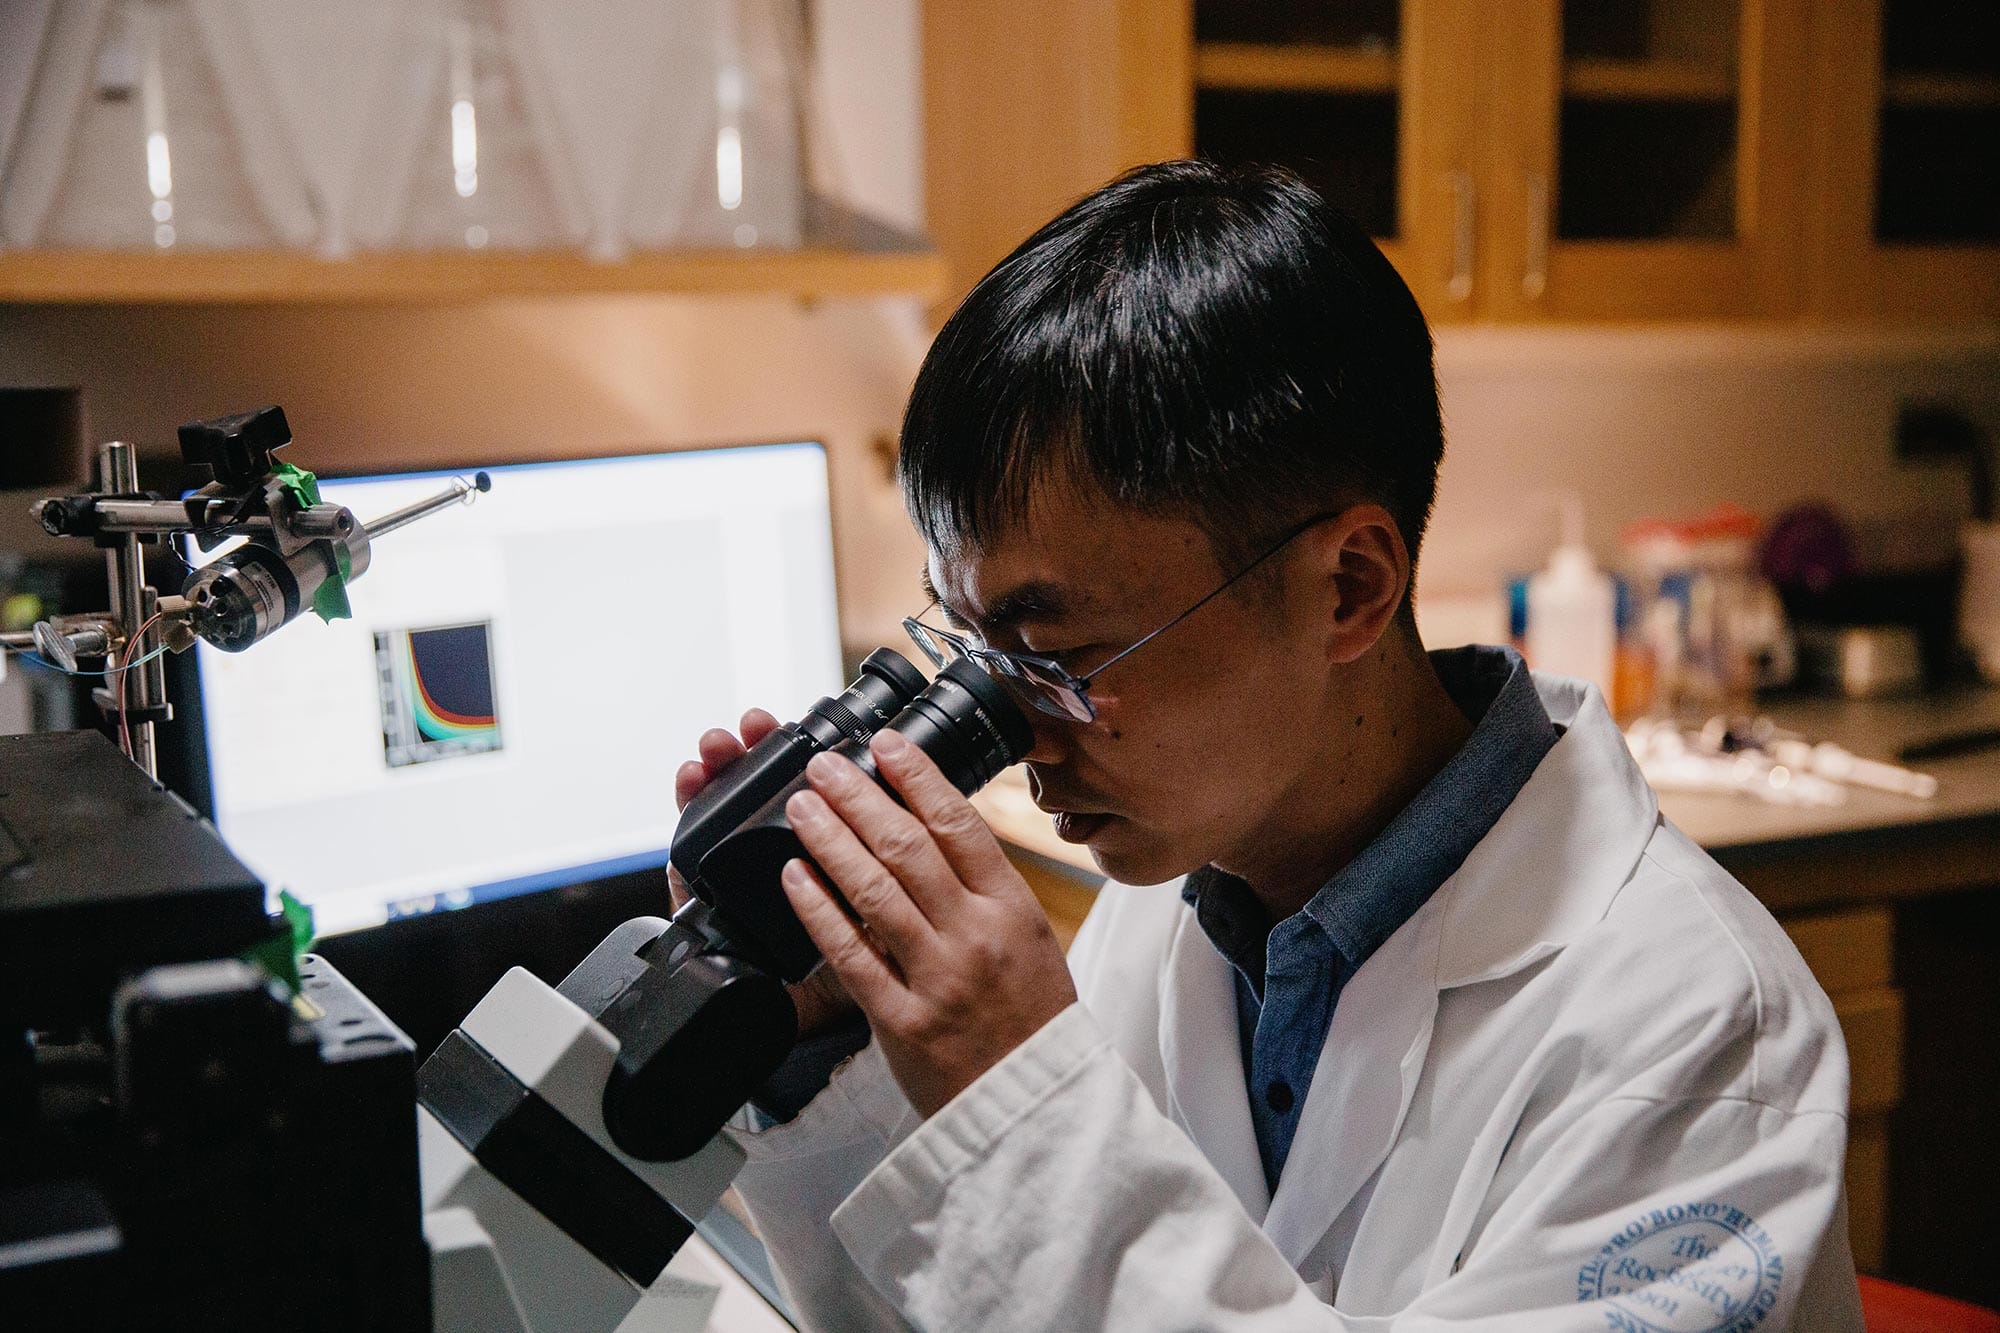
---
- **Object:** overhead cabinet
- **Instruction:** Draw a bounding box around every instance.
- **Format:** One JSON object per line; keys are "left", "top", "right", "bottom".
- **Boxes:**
{"left": 1469, "top": 0, "right": 1807, "bottom": 320}
{"left": 1187, "top": 0, "right": 1998, "bottom": 321}
{"left": 1804, "top": 0, "right": 2000, "bottom": 319}
{"left": 927, "top": 0, "right": 2000, "bottom": 323}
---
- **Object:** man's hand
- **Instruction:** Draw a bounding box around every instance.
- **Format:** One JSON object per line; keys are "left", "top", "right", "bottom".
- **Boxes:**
{"left": 671, "top": 710, "right": 856, "bottom": 1039}
{"left": 779, "top": 729, "right": 1078, "bottom": 1118}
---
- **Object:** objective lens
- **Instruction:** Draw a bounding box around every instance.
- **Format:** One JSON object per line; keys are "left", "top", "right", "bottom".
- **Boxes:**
{"left": 185, "top": 550, "right": 295, "bottom": 652}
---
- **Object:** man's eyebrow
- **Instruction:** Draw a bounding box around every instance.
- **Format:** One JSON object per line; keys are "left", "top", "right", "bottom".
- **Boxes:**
{"left": 983, "top": 582, "right": 1071, "bottom": 633}
{"left": 916, "top": 564, "right": 1072, "bottom": 634}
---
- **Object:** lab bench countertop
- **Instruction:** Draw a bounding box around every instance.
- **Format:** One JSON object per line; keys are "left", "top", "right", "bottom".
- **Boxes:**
{"left": 973, "top": 687, "right": 2000, "bottom": 917}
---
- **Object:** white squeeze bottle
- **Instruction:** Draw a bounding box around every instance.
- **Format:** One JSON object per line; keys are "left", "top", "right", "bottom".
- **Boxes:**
{"left": 1526, "top": 495, "right": 1617, "bottom": 704}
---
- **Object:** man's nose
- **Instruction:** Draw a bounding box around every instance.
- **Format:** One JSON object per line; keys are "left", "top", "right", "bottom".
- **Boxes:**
{"left": 1020, "top": 706, "right": 1071, "bottom": 766}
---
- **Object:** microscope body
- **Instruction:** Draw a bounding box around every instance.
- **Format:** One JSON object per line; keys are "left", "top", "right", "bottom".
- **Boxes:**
{"left": 416, "top": 920, "right": 790, "bottom": 1333}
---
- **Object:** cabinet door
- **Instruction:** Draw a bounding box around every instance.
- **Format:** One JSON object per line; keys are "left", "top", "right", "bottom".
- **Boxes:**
{"left": 922, "top": 0, "right": 1193, "bottom": 315}
{"left": 1481, "top": 0, "right": 1809, "bottom": 319}
{"left": 1188, "top": 0, "right": 1481, "bottom": 320}
{"left": 1806, "top": 0, "right": 2000, "bottom": 318}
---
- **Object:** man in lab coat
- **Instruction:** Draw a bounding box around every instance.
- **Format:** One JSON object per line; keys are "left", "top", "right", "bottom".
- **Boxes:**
{"left": 675, "top": 161, "right": 1864, "bottom": 1330}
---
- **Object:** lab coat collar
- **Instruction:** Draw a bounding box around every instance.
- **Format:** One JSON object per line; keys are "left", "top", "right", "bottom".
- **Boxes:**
{"left": 1431, "top": 674, "right": 1659, "bottom": 990}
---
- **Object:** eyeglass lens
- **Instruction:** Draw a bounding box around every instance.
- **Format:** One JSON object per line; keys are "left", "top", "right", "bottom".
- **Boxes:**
{"left": 903, "top": 618, "right": 1093, "bottom": 722}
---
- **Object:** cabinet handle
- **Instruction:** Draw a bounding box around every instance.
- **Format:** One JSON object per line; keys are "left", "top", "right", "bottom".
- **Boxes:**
{"left": 1523, "top": 171, "right": 1549, "bottom": 300}
{"left": 1449, "top": 170, "right": 1475, "bottom": 303}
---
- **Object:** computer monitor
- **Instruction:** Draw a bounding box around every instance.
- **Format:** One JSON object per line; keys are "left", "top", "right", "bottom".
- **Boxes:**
{"left": 184, "top": 443, "right": 843, "bottom": 939}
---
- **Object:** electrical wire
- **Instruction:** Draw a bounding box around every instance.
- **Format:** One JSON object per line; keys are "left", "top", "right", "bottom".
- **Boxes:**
{"left": 115, "top": 611, "right": 167, "bottom": 759}
{"left": 1, "top": 639, "right": 174, "bottom": 677}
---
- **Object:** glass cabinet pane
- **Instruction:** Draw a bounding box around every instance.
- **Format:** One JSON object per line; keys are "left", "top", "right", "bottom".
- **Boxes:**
{"left": 1191, "top": 2, "right": 1403, "bottom": 240}
{"left": 1556, "top": 0, "right": 1740, "bottom": 241}
{"left": 1875, "top": 0, "right": 2000, "bottom": 244}
{"left": 1194, "top": 0, "right": 1398, "bottom": 48}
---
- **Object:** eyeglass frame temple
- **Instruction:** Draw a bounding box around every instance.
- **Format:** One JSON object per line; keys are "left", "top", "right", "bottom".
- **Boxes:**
{"left": 1069, "top": 510, "right": 1339, "bottom": 692}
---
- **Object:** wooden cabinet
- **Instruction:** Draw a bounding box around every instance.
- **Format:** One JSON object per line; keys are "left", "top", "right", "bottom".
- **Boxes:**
{"left": 1804, "top": 0, "right": 2000, "bottom": 318}
{"left": 1187, "top": 0, "right": 1479, "bottom": 317}
{"left": 1477, "top": 0, "right": 1809, "bottom": 319}
{"left": 926, "top": 0, "right": 1998, "bottom": 324}
{"left": 921, "top": 1, "right": 1190, "bottom": 317}
{"left": 1185, "top": 0, "right": 1809, "bottom": 320}
{"left": 1780, "top": 905, "right": 1903, "bottom": 1275}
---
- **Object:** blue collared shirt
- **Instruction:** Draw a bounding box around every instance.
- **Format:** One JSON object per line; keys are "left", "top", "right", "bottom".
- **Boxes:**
{"left": 1180, "top": 645, "right": 1559, "bottom": 1192}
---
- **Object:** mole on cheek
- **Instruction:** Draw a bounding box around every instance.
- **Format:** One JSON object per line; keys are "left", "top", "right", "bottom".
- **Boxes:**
{"left": 1108, "top": 728, "right": 1123, "bottom": 740}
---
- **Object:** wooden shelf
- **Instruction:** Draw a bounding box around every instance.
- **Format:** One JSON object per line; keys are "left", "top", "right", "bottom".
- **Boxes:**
{"left": 1563, "top": 57, "right": 1735, "bottom": 103}
{"left": 0, "top": 201, "right": 944, "bottom": 305}
{"left": 1194, "top": 42, "right": 1397, "bottom": 95}
{"left": 1883, "top": 71, "right": 2000, "bottom": 110}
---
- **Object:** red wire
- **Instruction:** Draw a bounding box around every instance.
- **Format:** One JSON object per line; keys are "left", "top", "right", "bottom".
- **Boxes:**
{"left": 116, "top": 611, "right": 166, "bottom": 761}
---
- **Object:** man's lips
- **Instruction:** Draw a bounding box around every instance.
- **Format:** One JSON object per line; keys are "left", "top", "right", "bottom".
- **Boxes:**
{"left": 1028, "top": 772, "right": 1116, "bottom": 843}
{"left": 1047, "top": 810, "right": 1115, "bottom": 843}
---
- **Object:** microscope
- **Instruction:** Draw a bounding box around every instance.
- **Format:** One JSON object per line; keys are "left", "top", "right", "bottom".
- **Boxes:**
{"left": 0, "top": 402, "right": 1036, "bottom": 1331}
{"left": 416, "top": 646, "right": 1029, "bottom": 1331}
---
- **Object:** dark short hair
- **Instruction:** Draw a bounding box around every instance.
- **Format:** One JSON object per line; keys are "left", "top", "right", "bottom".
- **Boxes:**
{"left": 899, "top": 159, "right": 1444, "bottom": 599}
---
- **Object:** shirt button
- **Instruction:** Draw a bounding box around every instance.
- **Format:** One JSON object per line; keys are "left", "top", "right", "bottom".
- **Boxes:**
{"left": 1265, "top": 1080, "right": 1294, "bottom": 1114}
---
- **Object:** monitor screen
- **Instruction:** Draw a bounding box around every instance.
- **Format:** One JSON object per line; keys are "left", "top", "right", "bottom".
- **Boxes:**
{"left": 187, "top": 443, "right": 843, "bottom": 938}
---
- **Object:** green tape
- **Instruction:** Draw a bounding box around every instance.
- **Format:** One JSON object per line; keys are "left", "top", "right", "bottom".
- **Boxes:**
{"left": 271, "top": 460, "right": 322, "bottom": 511}
{"left": 244, "top": 889, "right": 316, "bottom": 995}
{"left": 272, "top": 459, "right": 354, "bottom": 623}
{"left": 312, "top": 542, "right": 353, "bottom": 623}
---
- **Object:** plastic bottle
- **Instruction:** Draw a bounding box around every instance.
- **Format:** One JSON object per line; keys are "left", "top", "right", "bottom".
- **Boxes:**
{"left": 1526, "top": 495, "right": 1617, "bottom": 704}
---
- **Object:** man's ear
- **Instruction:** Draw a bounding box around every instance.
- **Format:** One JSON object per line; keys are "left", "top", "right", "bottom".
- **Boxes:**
{"left": 1306, "top": 504, "right": 1410, "bottom": 664}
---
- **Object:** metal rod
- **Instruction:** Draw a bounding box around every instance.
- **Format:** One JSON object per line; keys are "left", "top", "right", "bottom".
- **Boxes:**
{"left": 78, "top": 497, "right": 261, "bottom": 536}
{"left": 363, "top": 474, "right": 484, "bottom": 540}
{"left": 99, "top": 441, "right": 158, "bottom": 779}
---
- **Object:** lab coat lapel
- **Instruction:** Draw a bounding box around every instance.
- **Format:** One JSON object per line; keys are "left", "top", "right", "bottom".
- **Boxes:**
{"left": 1435, "top": 676, "right": 1659, "bottom": 989}
{"left": 1158, "top": 911, "right": 1270, "bottom": 1224}
{"left": 1260, "top": 891, "right": 1444, "bottom": 1266}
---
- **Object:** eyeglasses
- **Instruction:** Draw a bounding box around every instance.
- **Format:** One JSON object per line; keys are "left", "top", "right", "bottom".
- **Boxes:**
{"left": 903, "top": 511, "right": 1342, "bottom": 723}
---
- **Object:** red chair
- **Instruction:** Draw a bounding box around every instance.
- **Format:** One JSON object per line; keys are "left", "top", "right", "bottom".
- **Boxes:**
{"left": 1860, "top": 1276, "right": 2000, "bottom": 1333}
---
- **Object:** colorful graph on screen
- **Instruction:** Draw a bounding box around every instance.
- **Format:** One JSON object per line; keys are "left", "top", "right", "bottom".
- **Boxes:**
{"left": 375, "top": 622, "right": 504, "bottom": 768}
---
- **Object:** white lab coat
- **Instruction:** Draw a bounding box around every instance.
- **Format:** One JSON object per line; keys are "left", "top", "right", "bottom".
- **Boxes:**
{"left": 726, "top": 676, "right": 1865, "bottom": 1331}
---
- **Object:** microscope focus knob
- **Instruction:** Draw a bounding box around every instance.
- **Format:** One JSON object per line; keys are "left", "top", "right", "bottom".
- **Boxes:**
{"left": 178, "top": 405, "right": 292, "bottom": 487}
